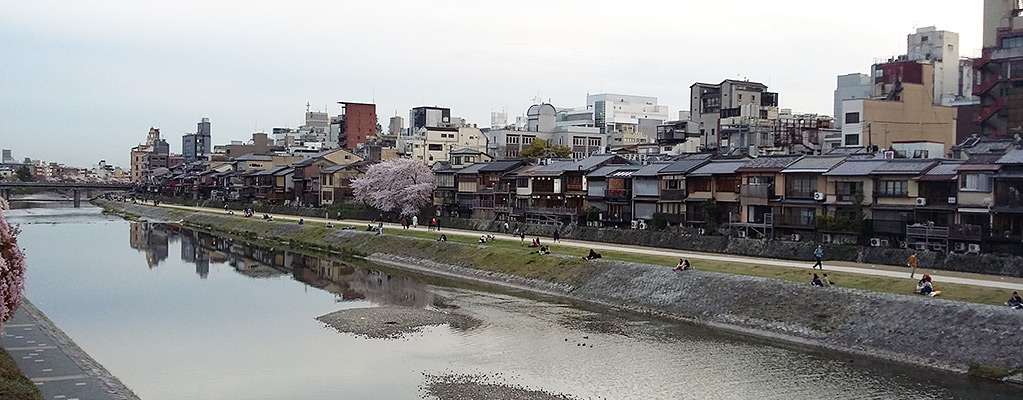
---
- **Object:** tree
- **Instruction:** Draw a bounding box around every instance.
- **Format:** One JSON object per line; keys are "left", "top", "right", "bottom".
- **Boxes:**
{"left": 0, "top": 197, "right": 27, "bottom": 329}
{"left": 351, "top": 158, "right": 436, "bottom": 217}
{"left": 520, "top": 139, "right": 572, "bottom": 162}
{"left": 15, "top": 166, "right": 33, "bottom": 182}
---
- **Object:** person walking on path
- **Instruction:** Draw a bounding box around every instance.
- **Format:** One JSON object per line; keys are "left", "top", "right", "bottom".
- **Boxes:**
{"left": 519, "top": 231, "right": 526, "bottom": 244}
{"left": 553, "top": 230, "right": 560, "bottom": 243}
{"left": 908, "top": 252, "right": 918, "bottom": 278}
{"left": 430, "top": 218, "right": 437, "bottom": 231}
{"left": 812, "top": 245, "right": 824, "bottom": 270}
{"left": 412, "top": 215, "right": 418, "bottom": 228}
{"left": 504, "top": 221, "right": 510, "bottom": 233}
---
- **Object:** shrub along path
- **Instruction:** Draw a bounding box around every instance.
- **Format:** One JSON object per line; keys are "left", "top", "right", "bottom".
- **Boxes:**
{"left": 154, "top": 203, "right": 1023, "bottom": 305}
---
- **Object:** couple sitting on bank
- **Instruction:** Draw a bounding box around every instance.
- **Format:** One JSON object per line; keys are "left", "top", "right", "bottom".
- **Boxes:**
{"left": 673, "top": 258, "right": 691, "bottom": 271}
{"left": 915, "top": 275, "right": 941, "bottom": 297}
{"left": 531, "top": 245, "right": 550, "bottom": 255}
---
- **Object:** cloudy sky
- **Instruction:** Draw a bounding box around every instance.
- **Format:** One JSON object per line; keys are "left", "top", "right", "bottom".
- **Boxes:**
{"left": 1, "top": 0, "right": 983, "bottom": 167}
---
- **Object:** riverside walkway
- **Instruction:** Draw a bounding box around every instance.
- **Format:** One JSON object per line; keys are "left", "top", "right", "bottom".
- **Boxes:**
{"left": 1, "top": 299, "right": 139, "bottom": 400}
{"left": 155, "top": 203, "right": 1023, "bottom": 292}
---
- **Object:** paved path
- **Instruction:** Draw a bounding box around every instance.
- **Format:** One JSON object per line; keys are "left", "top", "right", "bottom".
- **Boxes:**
{"left": 1, "top": 299, "right": 138, "bottom": 400}
{"left": 156, "top": 203, "right": 1023, "bottom": 292}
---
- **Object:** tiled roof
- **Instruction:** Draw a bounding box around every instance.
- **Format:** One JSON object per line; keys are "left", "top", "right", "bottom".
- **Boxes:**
{"left": 780, "top": 155, "right": 847, "bottom": 173}
{"left": 995, "top": 167, "right": 1023, "bottom": 178}
{"left": 827, "top": 147, "right": 866, "bottom": 155}
{"left": 922, "top": 161, "right": 962, "bottom": 176}
{"left": 586, "top": 165, "right": 624, "bottom": 179}
{"left": 477, "top": 160, "right": 525, "bottom": 172}
{"left": 872, "top": 159, "right": 937, "bottom": 175}
{"left": 234, "top": 153, "right": 273, "bottom": 161}
{"left": 454, "top": 163, "right": 488, "bottom": 175}
{"left": 822, "top": 160, "right": 887, "bottom": 176}
{"left": 633, "top": 162, "right": 672, "bottom": 177}
{"left": 688, "top": 159, "right": 750, "bottom": 177}
{"left": 450, "top": 148, "right": 483, "bottom": 155}
{"left": 996, "top": 148, "right": 1023, "bottom": 164}
{"left": 952, "top": 137, "right": 1015, "bottom": 155}
{"left": 659, "top": 156, "right": 711, "bottom": 174}
{"left": 735, "top": 155, "right": 802, "bottom": 172}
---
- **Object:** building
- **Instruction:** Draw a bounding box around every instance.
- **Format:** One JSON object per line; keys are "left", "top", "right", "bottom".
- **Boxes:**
{"left": 974, "top": 0, "right": 1023, "bottom": 139}
{"left": 906, "top": 26, "right": 961, "bottom": 106}
{"left": 338, "top": 102, "right": 377, "bottom": 149}
{"left": 690, "top": 80, "right": 779, "bottom": 153}
{"left": 840, "top": 62, "right": 957, "bottom": 153}
{"left": 487, "top": 103, "right": 607, "bottom": 160}
{"left": 183, "top": 117, "right": 212, "bottom": 163}
{"left": 834, "top": 73, "right": 873, "bottom": 128}
{"left": 388, "top": 115, "right": 404, "bottom": 137}
{"left": 586, "top": 93, "right": 669, "bottom": 140}
{"left": 130, "top": 127, "right": 170, "bottom": 184}
{"left": 491, "top": 111, "right": 508, "bottom": 130}
{"left": 410, "top": 125, "right": 488, "bottom": 165}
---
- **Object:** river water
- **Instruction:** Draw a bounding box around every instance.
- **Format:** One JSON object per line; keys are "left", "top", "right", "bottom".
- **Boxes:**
{"left": 6, "top": 205, "right": 1021, "bottom": 399}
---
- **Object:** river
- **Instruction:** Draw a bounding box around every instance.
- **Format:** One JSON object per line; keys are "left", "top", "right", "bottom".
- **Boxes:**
{"left": 6, "top": 205, "right": 1021, "bottom": 399}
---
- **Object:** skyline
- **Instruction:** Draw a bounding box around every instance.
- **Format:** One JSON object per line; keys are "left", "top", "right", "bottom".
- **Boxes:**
{"left": 1, "top": 1, "right": 984, "bottom": 167}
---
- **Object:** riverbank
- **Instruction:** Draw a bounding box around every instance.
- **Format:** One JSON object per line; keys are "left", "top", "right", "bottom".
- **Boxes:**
{"left": 97, "top": 200, "right": 1023, "bottom": 381}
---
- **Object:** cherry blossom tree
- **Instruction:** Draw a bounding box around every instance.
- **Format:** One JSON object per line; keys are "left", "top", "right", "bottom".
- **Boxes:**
{"left": 0, "top": 197, "right": 27, "bottom": 328}
{"left": 351, "top": 158, "right": 436, "bottom": 217}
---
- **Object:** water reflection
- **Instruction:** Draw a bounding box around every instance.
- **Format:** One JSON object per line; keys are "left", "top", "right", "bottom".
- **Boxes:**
{"left": 129, "top": 222, "right": 431, "bottom": 307}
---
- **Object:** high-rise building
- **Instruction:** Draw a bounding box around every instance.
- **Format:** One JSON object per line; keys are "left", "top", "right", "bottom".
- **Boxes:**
{"left": 974, "top": 0, "right": 1023, "bottom": 138}
{"left": 834, "top": 73, "right": 872, "bottom": 128}
{"left": 338, "top": 102, "right": 377, "bottom": 149}
{"left": 388, "top": 116, "right": 404, "bottom": 136}
{"left": 690, "top": 80, "right": 779, "bottom": 153}
{"left": 183, "top": 117, "right": 212, "bottom": 163}
{"left": 490, "top": 111, "right": 508, "bottom": 130}
{"left": 586, "top": 93, "right": 669, "bottom": 139}
{"left": 906, "top": 26, "right": 961, "bottom": 106}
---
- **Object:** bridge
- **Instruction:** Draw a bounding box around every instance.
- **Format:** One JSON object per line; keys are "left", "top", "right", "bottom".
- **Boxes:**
{"left": 0, "top": 182, "right": 135, "bottom": 207}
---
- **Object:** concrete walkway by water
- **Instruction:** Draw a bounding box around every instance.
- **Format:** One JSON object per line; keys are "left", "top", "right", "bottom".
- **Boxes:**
{"left": 156, "top": 203, "right": 1023, "bottom": 292}
{"left": 1, "top": 299, "right": 138, "bottom": 400}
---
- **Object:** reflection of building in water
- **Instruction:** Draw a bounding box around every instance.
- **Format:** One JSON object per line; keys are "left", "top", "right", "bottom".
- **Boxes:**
{"left": 128, "top": 221, "right": 169, "bottom": 268}
{"left": 179, "top": 231, "right": 210, "bottom": 279}
{"left": 290, "top": 254, "right": 431, "bottom": 307}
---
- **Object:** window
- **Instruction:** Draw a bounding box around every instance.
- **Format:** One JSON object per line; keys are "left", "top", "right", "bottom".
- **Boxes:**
{"left": 573, "top": 152, "right": 585, "bottom": 159}
{"left": 573, "top": 137, "right": 586, "bottom": 146}
{"left": 845, "top": 112, "right": 860, "bottom": 124}
{"left": 878, "top": 180, "right": 908, "bottom": 197}
{"left": 844, "top": 134, "right": 859, "bottom": 146}
{"left": 960, "top": 173, "right": 992, "bottom": 192}
{"left": 516, "top": 178, "right": 528, "bottom": 188}
{"left": 522, "top": 136, "right": 534, "bottom": 145}
{"left": 505, "top": 150, "right": 519, "bottom": 158}
{"left": 786, "top": 176, "right": 817, "bottom": 199}
{"left": 428, "top": 144, "right": 443, "bottom": 151}
{"left": 588, "top": 138, "right": 601, "bottom": 147}
{"left": 451, "top": 156, "right": 462, "bottom": 165}
{"left": 912, "top": 150, "right": 929, "bottom": 158}
{"left": 507, "top": 135, "right": 520, "bottom": 145}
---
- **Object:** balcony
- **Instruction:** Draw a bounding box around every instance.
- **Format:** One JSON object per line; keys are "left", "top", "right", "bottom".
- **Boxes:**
{"left": 521, "top": 206, "right": 580, "bottom": 216}
{"left": 867, "top": 219, "right": 907, "bottom": 235}
{"left": 785, "top": 190, "right": 815, "bottom": 200}
{"left": 601, "top": 212, "right": 633, "bottom": 222}
{"left": 775, "top": 214, "right": 815, "bottom": 228}
{"left": 974, "top": 98, "right": 1006, "bottom": 124}
{"left": 740, "top": 184, "right": 772, "bottom": 198}
{"left": 604, "top": 188, "right": 633, "bottom": 201}
{"left": 949, "top": 224, "right": 984, "bottom": 241}
{"left": 660, "top": 189, "right": 687, "bottom": 201}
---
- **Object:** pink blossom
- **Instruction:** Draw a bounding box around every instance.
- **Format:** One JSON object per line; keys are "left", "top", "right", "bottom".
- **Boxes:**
{"left": 0, "top": 197, "right": 26, "bottom": 330}
{"left": 351, "top": 159, "right": 436, "bottom": 217}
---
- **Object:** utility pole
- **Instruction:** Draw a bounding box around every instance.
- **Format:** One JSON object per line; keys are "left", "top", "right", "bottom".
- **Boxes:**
{"left": 867, "top": 123, "right": 873, "bottom": 152}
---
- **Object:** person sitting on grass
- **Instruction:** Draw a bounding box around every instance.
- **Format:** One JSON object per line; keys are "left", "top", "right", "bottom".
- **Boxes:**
{"left": 479, "top": 235, "right": 487, "bottom": 243}
{"left": 821, "top": 273, "right": 834, "bottom": 286}
{"left": 811, "top": 273, "right": 825, "bottom": 287}
{"left": 1006, "top": 291, "right": 1023, "bottom": 309}
{"left": 915, "top": 275, "right": 941, "bottom": 297}
{"left": 673, "top": 258, "right": 690, "bottom": 271}
{"left": 538, "top": 245, "right": 550, "bottom": 255}
{"left": 528, "top": 238, "right": 540, "bottom": 248}
{"left": 326, "top": 222, "right": 334, "bottom": 228}
{"left": 585, "top": 249, "right": 603, "bottom": 260}
{"left": 437, "top": 234, "right": 447, "bottom": 242}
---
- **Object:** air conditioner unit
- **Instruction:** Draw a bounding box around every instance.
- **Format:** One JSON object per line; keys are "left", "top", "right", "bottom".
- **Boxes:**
{"left": 698, "top": 228, "right": 706, "bottom": 235}
{"left": 631, "top": 220, "right": 639, "bottom": 229}
{"left": 870, "top": 238, "right": 881, "bottom": 247}
{"left": 914, "top": 243, "right": 928, "bottom": 251}
{"left": 880, "top": 239, "right": 890, "bottom": 247}
{"left": 899, "top": 241, "right": 908, "bottom": 249}
{"left": 953, "top": 242, "right": 967, "bottom": 252}
{"left": 967, "top": 243, "right": 981, "bottom": 254}
{"left": 821, "top": 233, "right": 832, "bottom": 243}
{"left": 737, "top": 230, "right": 747, "bottom": 238}
{"left": 915, "top": 197, "right": 927, "bottom": 206}
{"left": 638, "top": 220, "right": 648, "bottom": 230}
{"left": 792, "top": 233, "right": 801, "bottom": 242}
{"left": 947, "top": 197, "right": 957, "bottom": 205}
{"left": 813, "top": 192, "right": 825, "bottom": 201}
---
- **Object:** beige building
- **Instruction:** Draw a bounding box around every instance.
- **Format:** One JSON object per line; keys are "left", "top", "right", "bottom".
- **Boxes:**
{"left": 840, "top": 62, "right": 957, "bottom": 154}
{"left": 411, "top": 126, "right": 488, "bottom": 165}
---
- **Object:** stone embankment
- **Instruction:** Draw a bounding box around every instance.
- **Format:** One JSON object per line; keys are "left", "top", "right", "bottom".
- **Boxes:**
{"left": 98, "top": 201, "right": 1023, "bottom": 378}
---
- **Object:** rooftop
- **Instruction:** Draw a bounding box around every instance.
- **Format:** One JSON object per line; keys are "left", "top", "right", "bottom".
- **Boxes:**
{"left": 822, "top": 160, "right": 887, "bottom": 176}
{"left": 780, "top": 155, "right": 848, "bottom": 173}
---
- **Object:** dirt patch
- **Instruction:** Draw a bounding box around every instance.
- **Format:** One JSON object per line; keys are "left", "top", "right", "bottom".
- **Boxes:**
{"left": 317, "top": 306, "right": 481, "bottom": 339}
{"left": 420, "top": 374, "right": 583, "bottom": 400}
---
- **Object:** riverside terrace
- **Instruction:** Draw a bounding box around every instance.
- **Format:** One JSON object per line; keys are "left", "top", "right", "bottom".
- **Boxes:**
{"left": 136, "top": 137, "right": 1023, "bottom": 256}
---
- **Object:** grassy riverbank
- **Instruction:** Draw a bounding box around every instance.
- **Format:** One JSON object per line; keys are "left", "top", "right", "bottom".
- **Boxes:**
{"left": 110, "top": 201, "right": 1017, "bottom": 306}
{"left": 0, "top": 348, "right": 42, "bottom": 400}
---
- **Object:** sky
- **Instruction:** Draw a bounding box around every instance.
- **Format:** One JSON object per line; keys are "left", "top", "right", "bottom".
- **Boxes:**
{"left": 0, "top": 0, "right": 984, "bottom": 168}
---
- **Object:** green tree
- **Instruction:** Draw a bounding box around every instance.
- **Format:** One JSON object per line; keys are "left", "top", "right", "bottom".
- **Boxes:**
{"left": 520, "top": 139, "right": 572, "bottom": 162}
{"left": 15, "top": 166, "right": 33, "bottom": 182}
{"left": 703, "top": 200, "right": 719, "bottom": 232}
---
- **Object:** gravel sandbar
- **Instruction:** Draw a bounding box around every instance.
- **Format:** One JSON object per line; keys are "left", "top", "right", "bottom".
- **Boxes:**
{"left": 317, "top": 306, "right": 481, "bottom": 339}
